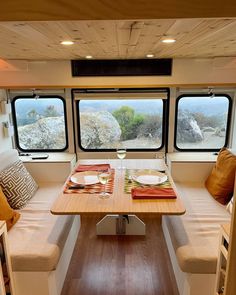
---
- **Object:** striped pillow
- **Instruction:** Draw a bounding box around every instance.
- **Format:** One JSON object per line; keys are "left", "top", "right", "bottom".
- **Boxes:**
{"left": 0, "top": 160, "right": 38, "bottom": 209}
{"left": 226, "top": 197, "right": 234, "bottom": 214}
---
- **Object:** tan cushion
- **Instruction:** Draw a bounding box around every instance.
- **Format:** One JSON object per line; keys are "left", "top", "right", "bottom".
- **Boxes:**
{"left": 205, "top": 148, "right": 236, "bottom": 205}
{"left": 8, "top": 182, "right": 75, "bottom": 272}
{"left": 164, "top": 181, "right": 230, "bottom": 274}
{"left": 176, "top": 246, "right": 217, "bottom": 274}
{"left": 0, "top": 186, "right": 20, "bottom": 231}
{"left": 0, "top": 160, "right": 38, "bottom": 209}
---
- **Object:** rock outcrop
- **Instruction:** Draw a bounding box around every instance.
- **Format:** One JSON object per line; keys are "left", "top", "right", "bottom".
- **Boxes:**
{"left": 177, "top": 111, "right": 203, "bottom": 143}
{"left": 18, "top": 117, "right": 66, "bottom": 149}
{"left": 80, "top": 111, "right": 121, "bottom": 149}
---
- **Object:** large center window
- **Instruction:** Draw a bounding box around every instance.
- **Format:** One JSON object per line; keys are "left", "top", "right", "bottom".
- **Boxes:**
{"left": 76, "top": 90, "right": 167, "bottom": 151}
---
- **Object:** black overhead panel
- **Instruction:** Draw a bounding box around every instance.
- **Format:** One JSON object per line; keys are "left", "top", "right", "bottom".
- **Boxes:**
{"left": 71, "top": 59, "right": 172, "bottom": 77}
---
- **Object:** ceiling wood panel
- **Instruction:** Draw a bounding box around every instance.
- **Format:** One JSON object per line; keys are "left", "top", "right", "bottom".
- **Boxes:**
{"left": 1, "top": 0, "right": 236, "bottom": 21}
{"left": 132, "top": 20, "right": 175, "bottom": 58}
{"left": 1, "top": 19, "right": 236, "bottom": 60}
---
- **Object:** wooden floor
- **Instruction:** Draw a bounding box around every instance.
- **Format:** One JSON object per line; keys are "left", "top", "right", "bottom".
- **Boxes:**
{"left": 61, "top": 215, "right": 179, "bottom": 295}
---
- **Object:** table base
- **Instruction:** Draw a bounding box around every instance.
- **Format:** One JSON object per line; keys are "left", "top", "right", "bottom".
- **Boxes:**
{"left": 96, "top": 214, "right": 145, "bottom": 235}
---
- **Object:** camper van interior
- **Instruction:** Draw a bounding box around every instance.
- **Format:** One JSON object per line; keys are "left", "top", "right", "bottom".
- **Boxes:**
{"left": 1, "top": 1, "right": 236, "bottom": 295}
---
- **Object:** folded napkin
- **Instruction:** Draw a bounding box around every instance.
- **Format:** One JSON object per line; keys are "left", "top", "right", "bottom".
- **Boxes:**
{"left": 131, "top": 187, "right": 177, "bottom": 199}
{"left": 76, "top": 164, "right": 110, "bottom": 172}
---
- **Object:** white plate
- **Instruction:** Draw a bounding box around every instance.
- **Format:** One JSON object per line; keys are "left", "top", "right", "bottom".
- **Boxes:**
{"left": 71, "top": 171, "right": 99, "bottom": 185}
{"left": 132, "top": 170, "right": 167, "bottom": 185}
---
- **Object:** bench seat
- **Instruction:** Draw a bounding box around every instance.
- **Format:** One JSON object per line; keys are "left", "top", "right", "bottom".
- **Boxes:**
{"left": 0, "top": 149, "right": 80, "bottom": 295}
{"left": 164, "top": 181, "right": 231, "bottom": 274}
{"left": 8, "top": 182, "right": 74, "bottom": 272}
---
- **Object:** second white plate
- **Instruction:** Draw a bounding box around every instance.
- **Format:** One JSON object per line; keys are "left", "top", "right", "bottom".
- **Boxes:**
{"left": 132, "top": 170, "right": 167, "bottom": 185}
{"left": 71, "top": 171, "right": 99, "bottom": 185}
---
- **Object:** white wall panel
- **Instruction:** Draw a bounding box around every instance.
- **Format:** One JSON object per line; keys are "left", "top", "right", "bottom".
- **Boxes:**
{"left": 0, "top": 89, "right": 12, "bottom": 153}
{"left": 1, "top": 58, "right": 236, "bottom": 87}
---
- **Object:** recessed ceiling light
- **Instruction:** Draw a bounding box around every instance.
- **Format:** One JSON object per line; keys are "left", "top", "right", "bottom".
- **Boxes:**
{"left": 60, "top": 41, "right": 74, "bottom": 45}
{"left": 161, "top": 38, "right": 176, "bottom": 44}
{"left": 85, "top": 55, "right": 93, "bottom": 59}
{"left": 146, "top": 54, "right": 154, "bottom": 58}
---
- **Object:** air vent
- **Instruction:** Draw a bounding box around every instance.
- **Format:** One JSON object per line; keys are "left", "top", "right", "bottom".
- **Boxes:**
{"left": 71, "top": 59, "right": 172, "bottom": 77}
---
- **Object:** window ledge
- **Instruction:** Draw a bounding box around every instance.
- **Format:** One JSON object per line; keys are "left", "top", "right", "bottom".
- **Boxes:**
{"left": 19, "top": 152, "right": 76, "bottom": 163}
{"left": 167, "top": 152, "right": 217, "bottom": 163}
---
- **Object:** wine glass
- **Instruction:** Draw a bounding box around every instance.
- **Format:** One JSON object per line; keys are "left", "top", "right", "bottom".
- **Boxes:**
{"left": 117, "top": 148, "right": 126, "bottom": 170}
{"left": 98, "top": 169, "right": 111, "bottom": 199}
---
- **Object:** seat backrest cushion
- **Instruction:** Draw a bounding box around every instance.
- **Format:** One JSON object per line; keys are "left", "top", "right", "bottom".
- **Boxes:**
{"left": 0, "top": 149, "right": 38, "bottom": 209}
{"left": 0, "top": 149, "right": 19, "bottom": 172}
{"left": 205, "top": 148, "right": 236, "bottom": 205}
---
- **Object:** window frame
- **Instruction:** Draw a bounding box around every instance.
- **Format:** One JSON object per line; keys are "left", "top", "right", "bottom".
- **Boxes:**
{"left": 74, "top": 88, "right": 170, "bottom": 152}
{"left": 174, "top": 93, "right": 232, "bottom": 152}
{"left": 12, "top": 95, "right": 69, "bottom": 152}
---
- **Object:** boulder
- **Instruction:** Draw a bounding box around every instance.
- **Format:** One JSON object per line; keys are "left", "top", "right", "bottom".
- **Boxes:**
{"left": 214, "top": 127, "right": 226, "bottom": 137}
{"left": 18, "top": 117, "right": 66, "bottom": 149}
{"left": 177, "top": 111, "right": 203, "bottom": 143}
{"left": 80, "top": 111, "right": 121, "bottom": 149}
{"left": 202, "top": 126, "right": 215, "bottom": 132}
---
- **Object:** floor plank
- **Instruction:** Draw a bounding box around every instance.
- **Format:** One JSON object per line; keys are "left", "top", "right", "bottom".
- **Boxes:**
{"left": 61, "top": 215, "right": 179, "bottom": 295}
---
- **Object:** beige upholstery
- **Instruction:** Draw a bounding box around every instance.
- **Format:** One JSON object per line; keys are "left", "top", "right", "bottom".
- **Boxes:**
{"left": 164, "top": 181, "right": 231, "bottom": 274}
{"left": 0, "top": 149, "right": 19, "bottom": 172}
{"left": 8, "top": 182, "right": 74, "bottom": 272}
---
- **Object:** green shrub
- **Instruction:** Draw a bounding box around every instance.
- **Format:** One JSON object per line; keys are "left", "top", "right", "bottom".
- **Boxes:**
{"left": 138, "top": 115, "right": 162, "bottom": 138}
{"left": 113, "top": 106, "right": 144, "bottom": 140}
{"left": 192, "top": 112, "right": 221, "bottom": 129}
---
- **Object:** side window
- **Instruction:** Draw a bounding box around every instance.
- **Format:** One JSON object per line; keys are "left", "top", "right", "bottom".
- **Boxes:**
{"left": 12, "top": 96, "right": 68, "bottom": 151}
{"left": 77, "top": 98, "right": 165, "bottom": 151}
{"left": 175, "top": 95, "right": 231, "bottom": 151}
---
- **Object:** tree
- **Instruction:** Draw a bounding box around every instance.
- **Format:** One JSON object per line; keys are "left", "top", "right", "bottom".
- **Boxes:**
{"left": 44, "top": 105, "right": 59, "bottom": 117}
{"left": 112, "top": 106, "right": 144, "bottom": 140}
{"left": 138, "top": 114, "right": 162, "bottom": 138}
{"left": 192, "top": 112, "right": 220, "bottom": 129}
{"left": 27, "top": 109, "right": 38, "bottom": 120}
{"left": 25, "top": 109, "right": 39, "bottom": 125}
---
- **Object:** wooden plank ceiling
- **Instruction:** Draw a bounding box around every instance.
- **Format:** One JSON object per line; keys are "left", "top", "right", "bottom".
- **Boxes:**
{"left": 1, "top": 19, "right": 236, "bottom": 60}
{"left": 1, "top": 0, "right": 236, "bottom": 21}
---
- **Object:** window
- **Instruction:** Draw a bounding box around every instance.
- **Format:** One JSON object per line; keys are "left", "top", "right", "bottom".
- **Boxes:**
{"left": 12, "top": 96, "right": 68, "bottom": 151}
{"left": 175, "top": 94, "right": 231, "bottom": 151}
{"left": 75, "top": 89, "right": 168, "bottom": 151}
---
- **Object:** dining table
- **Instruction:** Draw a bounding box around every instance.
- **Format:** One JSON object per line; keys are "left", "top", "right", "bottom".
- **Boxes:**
{"left": 51, "top": 159, "right": 185, "bottom": 235}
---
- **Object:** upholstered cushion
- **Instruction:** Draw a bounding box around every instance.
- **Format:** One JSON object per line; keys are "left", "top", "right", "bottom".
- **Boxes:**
{"left": 8, "top": 182, "right": 75, "bottom": 272}
{"left": 205, "top": 148, "right": 236, "bottom": 205}
{"left": 164, "top": 181, "right": 230, "bottom": 274}
{"left": 0, "top": 186, "right": 20, "bottom": 230}
{"left": 0, "top": 149, "right": 19, "bottom": 173}
{"left": 0, "top": 160, "right": 38, "bottom": 209}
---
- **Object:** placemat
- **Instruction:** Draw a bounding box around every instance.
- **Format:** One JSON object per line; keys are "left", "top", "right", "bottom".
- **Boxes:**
{"left": 64, "top": 169, "right": 115, "bottom": 194}
{"left": 124, "top": 169, "right": 172, "bottom": 193}
{"left": 75, "top": 163, "right": 110, "bottom": 172}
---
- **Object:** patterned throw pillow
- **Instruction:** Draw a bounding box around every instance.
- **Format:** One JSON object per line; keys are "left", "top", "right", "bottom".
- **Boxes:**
{"left": 0, "top": 160, "right": 38, "bottom": 209}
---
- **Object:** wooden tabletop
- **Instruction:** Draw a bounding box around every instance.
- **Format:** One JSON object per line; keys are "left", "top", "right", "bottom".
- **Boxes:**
{"left": 51, "top": 159, "right": 186, "bottom": 216}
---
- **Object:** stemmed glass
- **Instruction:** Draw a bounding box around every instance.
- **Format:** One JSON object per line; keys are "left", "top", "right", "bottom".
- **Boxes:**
{"left": 98, "top": 169, "right": 111, "bottom": 199}
{"left": 117, "top": 148, "right": 126, "bottom": 170}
